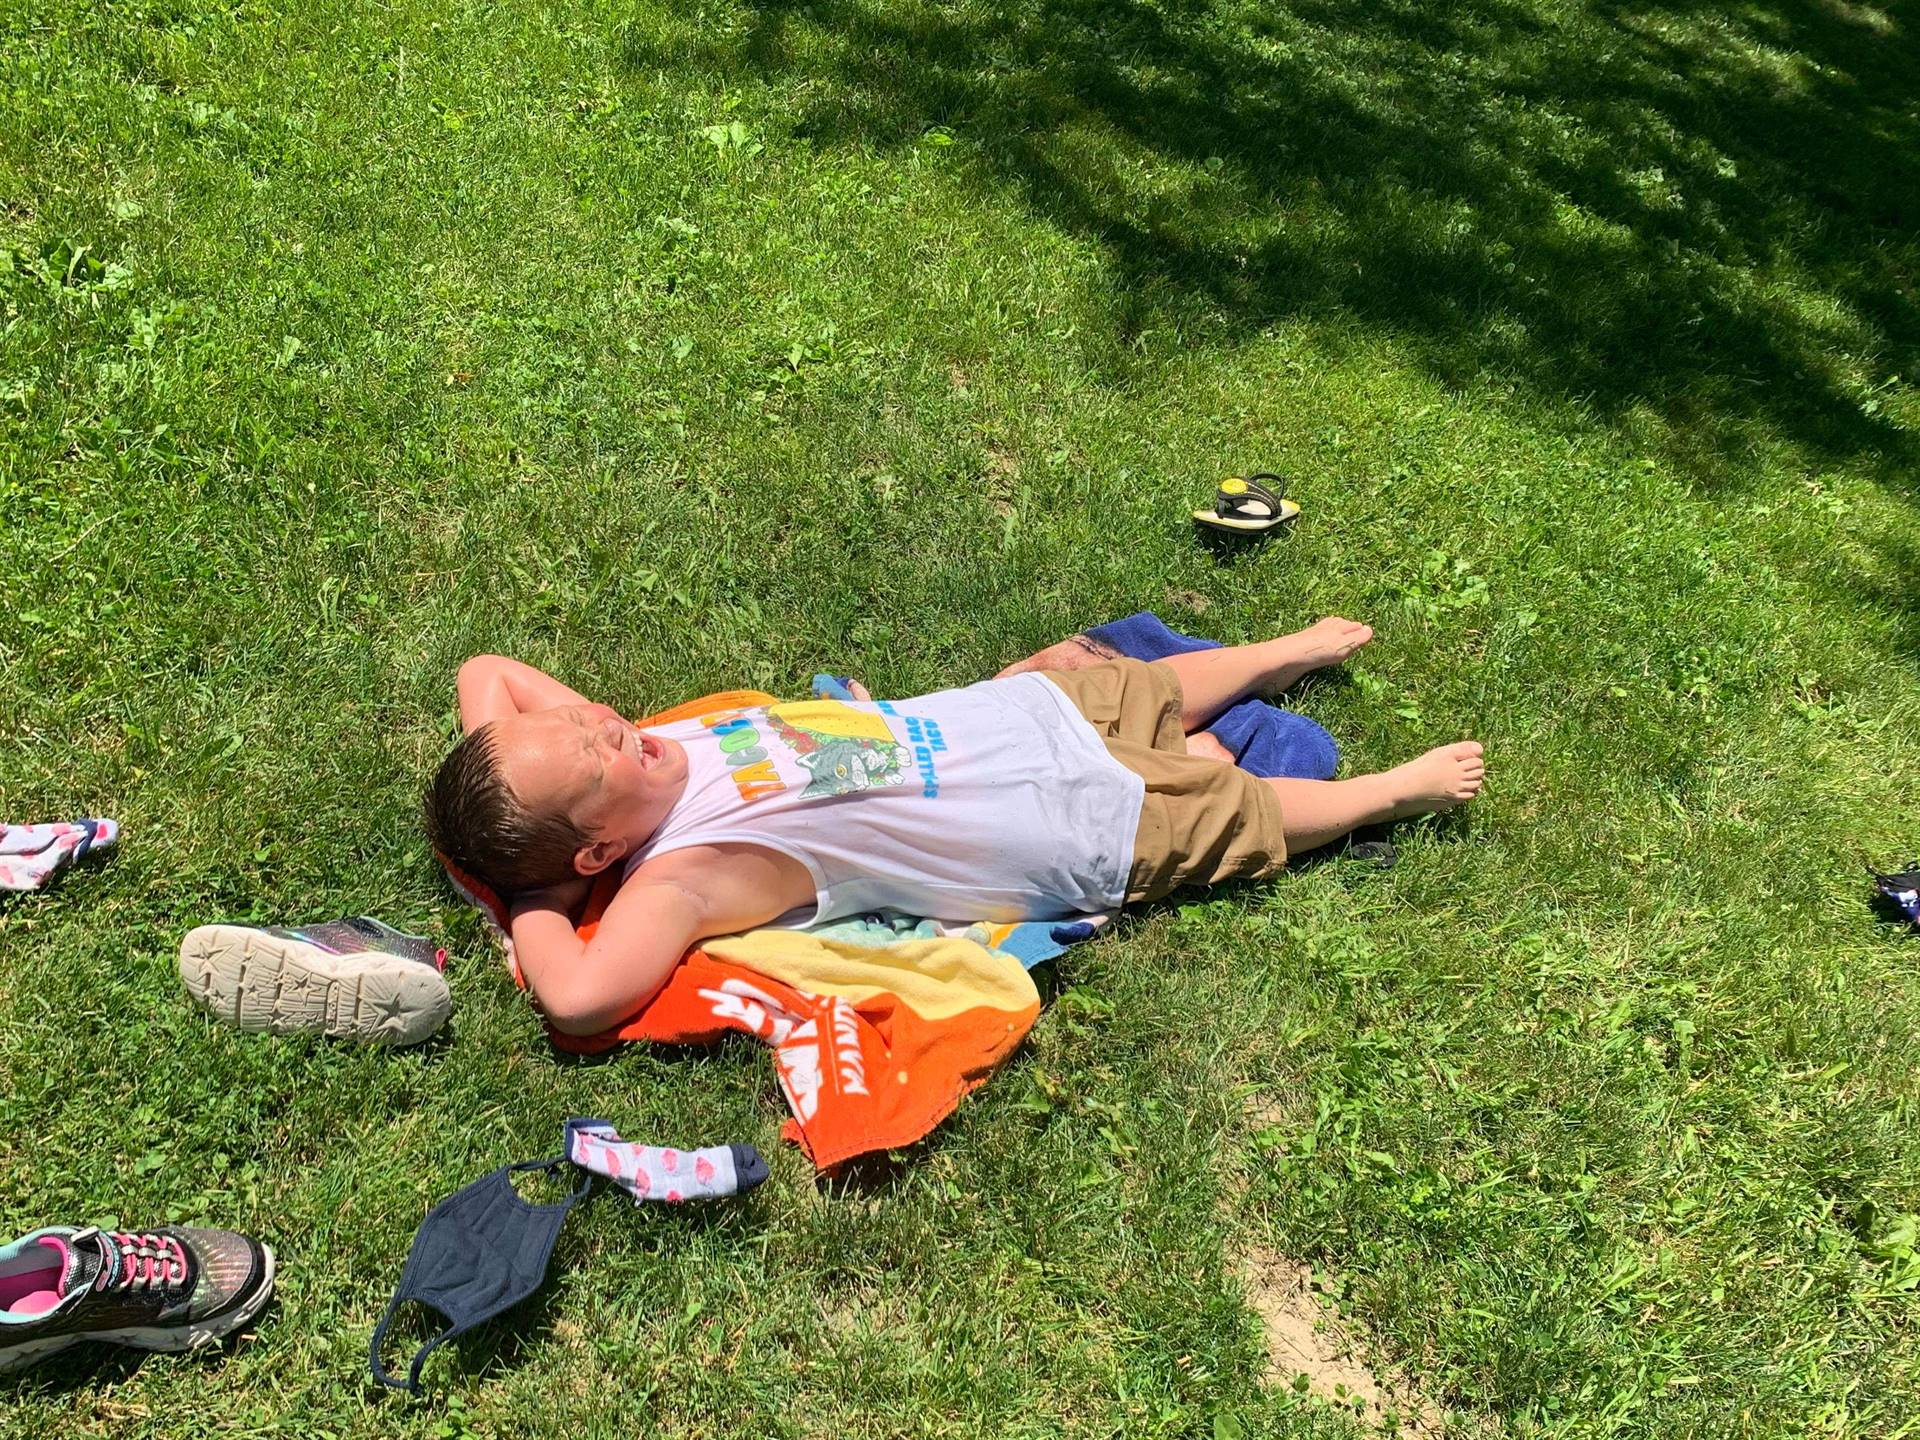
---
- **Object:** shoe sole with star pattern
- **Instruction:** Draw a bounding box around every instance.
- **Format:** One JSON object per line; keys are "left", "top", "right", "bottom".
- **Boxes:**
{"left": 178, "top": 925, "right": 451, "bottom": 1046}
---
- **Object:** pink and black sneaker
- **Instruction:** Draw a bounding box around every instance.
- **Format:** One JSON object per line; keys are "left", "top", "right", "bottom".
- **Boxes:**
{"left": 0, "top": 1224, "right": 274, "bottom": 1374}
{"left": 179, "top": 916, "right": 451, "bottom": 1047}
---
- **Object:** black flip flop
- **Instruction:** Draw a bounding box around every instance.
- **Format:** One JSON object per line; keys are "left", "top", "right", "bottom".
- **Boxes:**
{"left": 1192, "top": 473, "right": 1300, "bottom": 534}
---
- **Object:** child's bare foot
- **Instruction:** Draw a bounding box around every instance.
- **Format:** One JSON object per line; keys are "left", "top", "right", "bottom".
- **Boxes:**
{"left": 1266, "top": 616, "right": 1374, "bottom": 693}
{"left": 1383, "top": 741, "right": 1485, "bottom": 820}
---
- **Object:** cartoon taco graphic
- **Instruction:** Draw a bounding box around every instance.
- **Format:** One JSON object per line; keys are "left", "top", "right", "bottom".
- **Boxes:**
{"left": 766, "top": 701, "right": 907, "bottom": 799}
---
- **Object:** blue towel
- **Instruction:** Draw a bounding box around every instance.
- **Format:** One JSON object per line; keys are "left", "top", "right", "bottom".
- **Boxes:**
{"left": 1083, "top": 613, "right": 1338, "bottom": 780}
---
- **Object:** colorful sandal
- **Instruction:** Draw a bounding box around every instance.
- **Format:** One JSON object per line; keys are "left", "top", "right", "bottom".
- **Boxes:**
{"left": 1192, "top": 473, "right": 1300, "bottom": 534}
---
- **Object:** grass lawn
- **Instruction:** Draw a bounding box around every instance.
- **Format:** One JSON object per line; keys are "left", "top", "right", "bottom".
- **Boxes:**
{"left": 3, "top": 0, "right": 1918, "bottom": 1433}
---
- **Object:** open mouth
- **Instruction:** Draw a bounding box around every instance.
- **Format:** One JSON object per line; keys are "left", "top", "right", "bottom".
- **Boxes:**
{"left": 599, "top": 716, "right": 653, "bottom": 768}
{"left": 634, "top": 730, "right": 663, "bottom": 769}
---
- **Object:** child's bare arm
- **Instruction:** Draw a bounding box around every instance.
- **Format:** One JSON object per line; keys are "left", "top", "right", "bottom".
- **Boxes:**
{"left": 510, "top": 879, "right": 703, "bottom": 1036}
{"left": 457, "top": 655, "right": 595, "bottom": 732}
{"left": 509, "top": 846, "right": 807, "bottom": 1036}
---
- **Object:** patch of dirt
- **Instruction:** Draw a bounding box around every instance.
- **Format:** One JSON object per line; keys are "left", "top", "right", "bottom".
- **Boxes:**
{"left": 1237, "top": 1248, "right": 1451, "bottom": 1437}
{"left": 818, "top": 1284, "right": 905, "bottom": 1342}
{"left": 983, "top": 440, "right": 1020, "bottom": 515}
{"left": 1222, "top": 1093, "right": 1303, "bottom": 1202}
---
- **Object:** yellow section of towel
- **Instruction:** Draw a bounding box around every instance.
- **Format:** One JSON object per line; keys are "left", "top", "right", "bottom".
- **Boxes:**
{"left": 704, "top": 929, "right": 1040, "bottom": 1021}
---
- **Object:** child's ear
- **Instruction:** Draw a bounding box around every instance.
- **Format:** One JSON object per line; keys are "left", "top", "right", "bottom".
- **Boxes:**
{"left": 573, "top": 837, "right": 629, "bottom": 877}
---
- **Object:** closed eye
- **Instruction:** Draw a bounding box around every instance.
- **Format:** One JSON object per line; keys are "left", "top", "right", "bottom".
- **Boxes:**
{"left": 566, "top": 714, "right": 611, "bottom": 783}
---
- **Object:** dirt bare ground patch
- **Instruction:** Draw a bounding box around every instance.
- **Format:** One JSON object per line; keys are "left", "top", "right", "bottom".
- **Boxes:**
{"left": 1237, "top": 1247, "right": 1459, "bottom": 1437}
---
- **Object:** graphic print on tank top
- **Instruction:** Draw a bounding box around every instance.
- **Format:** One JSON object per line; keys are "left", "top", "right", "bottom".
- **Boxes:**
{"left": 716, "top": 701, "right": 912, "bottom": 802}
{"left": 627, "top": 677, "right": 1145, "bottom": 925}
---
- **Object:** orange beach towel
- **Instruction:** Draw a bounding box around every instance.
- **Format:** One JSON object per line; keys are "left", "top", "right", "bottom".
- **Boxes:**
{"left": 441, "top": 691, "right": 1042, "bottom": 1170}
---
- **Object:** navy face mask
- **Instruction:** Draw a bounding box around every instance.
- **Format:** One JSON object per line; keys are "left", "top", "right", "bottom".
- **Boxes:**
{"left": 370, "top": 1158, "right": 590, "bottom": 1393}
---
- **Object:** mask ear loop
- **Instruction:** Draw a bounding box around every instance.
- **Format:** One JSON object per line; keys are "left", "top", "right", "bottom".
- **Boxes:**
{"left": 369, "top": 1285, "right": 457, "bottom": 1395}
{"left": 508, "top": 1154, "right": 595, "bottom": 1205}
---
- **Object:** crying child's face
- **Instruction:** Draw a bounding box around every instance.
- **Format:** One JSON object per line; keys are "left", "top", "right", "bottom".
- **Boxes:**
{"left": 490, "top": 705, "right": 688, "bottom": 866}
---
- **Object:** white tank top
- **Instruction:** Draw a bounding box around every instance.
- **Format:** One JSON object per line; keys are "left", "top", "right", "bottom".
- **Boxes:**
{"left": 623, "top": 675, "right": 1144, "bottom": 925}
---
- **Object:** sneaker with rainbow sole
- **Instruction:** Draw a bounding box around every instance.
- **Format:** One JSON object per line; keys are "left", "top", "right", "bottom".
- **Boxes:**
{"left": 0, "top": 1224, "right": 274, "bottom": 1374}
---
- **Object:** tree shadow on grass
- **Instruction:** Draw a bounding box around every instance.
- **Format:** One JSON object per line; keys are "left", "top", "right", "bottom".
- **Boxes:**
{"left": 622, "top": 0, "right": 1916, "bottom": 483}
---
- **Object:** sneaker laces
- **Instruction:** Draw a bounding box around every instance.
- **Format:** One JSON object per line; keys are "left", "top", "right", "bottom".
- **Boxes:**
{"left": 77, "top": 1228, "right": 189, "bottom": 1295}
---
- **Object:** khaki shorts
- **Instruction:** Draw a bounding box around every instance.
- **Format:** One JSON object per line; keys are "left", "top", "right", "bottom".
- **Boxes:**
{"left": 1039, "top": 659, "right": 1289, "bottom": 903}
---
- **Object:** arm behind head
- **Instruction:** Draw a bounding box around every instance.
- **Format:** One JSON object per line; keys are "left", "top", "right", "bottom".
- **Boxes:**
{"left": 457, "top": 655, "right": 596, "bottom": 733}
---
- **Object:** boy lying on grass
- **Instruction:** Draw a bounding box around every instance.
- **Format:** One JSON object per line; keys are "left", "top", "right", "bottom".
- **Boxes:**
{"left": 425, "top": 620, "right": 1484, "bottom": 1036}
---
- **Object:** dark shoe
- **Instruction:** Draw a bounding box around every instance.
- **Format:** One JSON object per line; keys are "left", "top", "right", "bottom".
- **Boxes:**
{"left": 179, "top": 917, "right": 451, "bottom": 1046}
{"left": 0, "top": 1225, "right": 274, "bottom": 1374}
